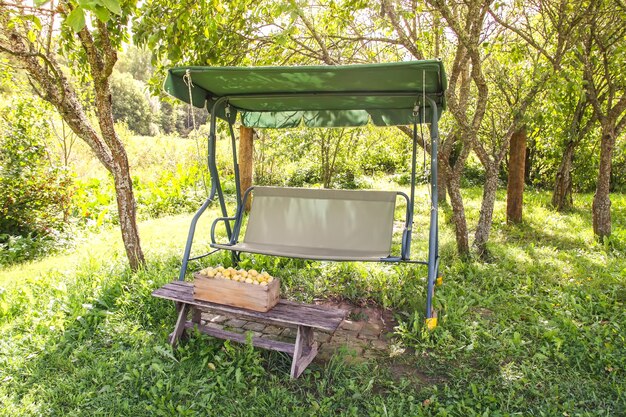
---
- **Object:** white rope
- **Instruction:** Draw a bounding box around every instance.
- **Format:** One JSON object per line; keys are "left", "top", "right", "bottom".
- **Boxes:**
{"left": 183, "top": 69, "right": 209, "bottom": 195}
{"left": 183, "top": 69, "right": 197, "bottom": 131}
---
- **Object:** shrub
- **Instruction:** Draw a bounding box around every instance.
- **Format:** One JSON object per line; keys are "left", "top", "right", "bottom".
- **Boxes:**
{"left": 334, "top": 169, "right": 373, "bottom": 190}
{"left": 110, "top": 71, "right": 156, "bottom": 136}
{"left": 0, "top": 99, "right": 71, "bottom": 242}
{"left": 286, "top": 164, "right": 320, "bottom": 187}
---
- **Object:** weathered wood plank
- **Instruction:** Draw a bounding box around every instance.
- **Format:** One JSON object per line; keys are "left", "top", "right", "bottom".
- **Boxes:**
{"left": 192, "top": 307, "right": 201, "bottom": 324}
{"left": 292, "top": 344, "right": 318, "bottom": 379}
{"left": 290, "top": 326, "right": 317, "bottom": 379}
{"left": 165, "top": 281, "right": 345, "bottom": 320}
{"left": 169, "top": 303, "right": 189, "bottom": 347}
{"left": 183, "top": 322, "right": 295, "bottom": 354}
{"left": 279, "top": 299, "right": 345, "bottom": 313}
{"left": 153, "top": 281, "right": 346, "bottom": 331}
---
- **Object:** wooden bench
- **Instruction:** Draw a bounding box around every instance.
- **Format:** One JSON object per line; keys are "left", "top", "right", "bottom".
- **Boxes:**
{"left": 152, "top": 281, "right": 347, "bottom": 378}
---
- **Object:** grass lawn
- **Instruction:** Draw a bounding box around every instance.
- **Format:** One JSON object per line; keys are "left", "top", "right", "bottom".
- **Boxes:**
{"left": 0, "top": 187, "right": 625, "bottom": 416}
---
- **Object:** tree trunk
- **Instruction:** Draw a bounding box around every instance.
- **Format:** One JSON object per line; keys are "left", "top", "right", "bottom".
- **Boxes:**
{"left": 474, "top": 165, "right": 499, "bottom": 257}
{"left": 552, "top": 94, "right": 591, "bottom": 211}
{"left": 447, "top": 165, "right": 469, "bottom": 257}
{"left": 446, "top": 143, "right": 470, "bottom": 257}
{"left": 111, "top": 161, "right": 143, "bottom": 270}
{"left": 437, "top": 150, "right": 449, "bottom": 204}
{"left": 552, "top": 140, "right": 576, "bottom": 211}
{"left": 592, "top": 127, "right": 615, "bottom": 239}
{"left": 93, "top": 72, "right": 146, "bottom": 271}
{"left": 238, "top": 126, "right": 254, "bottom": 211}
{"left": 524, "top": 133, "right": 534, "bottom": 184}
{"left": 506, "top": 128, "right": 526, "bottom": 223}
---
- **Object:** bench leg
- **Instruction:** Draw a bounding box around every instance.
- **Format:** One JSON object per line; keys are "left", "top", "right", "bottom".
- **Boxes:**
{"left": 192, "top": 306, "right": 202, "bottom": 325}
{"left": 290, "top": 325, "right": 318, "bottom": 379}
{"left": 169, "top": 303, "right": 190, "bottom": 347}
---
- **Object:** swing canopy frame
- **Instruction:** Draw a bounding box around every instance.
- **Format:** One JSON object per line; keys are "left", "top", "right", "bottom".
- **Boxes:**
{"left": 166, "top": 60, "right": 447, "bottom": 321}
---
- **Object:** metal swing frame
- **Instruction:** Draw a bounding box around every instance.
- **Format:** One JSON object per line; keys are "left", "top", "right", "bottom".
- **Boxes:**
{"left": 176, "top": 91, "right": 441, "bottom": 321}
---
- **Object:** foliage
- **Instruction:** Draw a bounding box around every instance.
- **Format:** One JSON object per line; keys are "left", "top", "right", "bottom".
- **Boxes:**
{"left": 64, "top": 131, "right": 213, "bottom": 229}
{"left": 116, "top": 45, "right": 153, "bottom": 82}
{"left": 134, "top": 162, "right": 207, "bottom": 218}
{"left": 0, "top": 98, "right": 71, "bottom": 243}
{"left": 110, "top": 71, "right": 156, "bottom": 136}
{"left": 1, "top": 0, "right": 149, "bottom": 270}
{"left": 159, "top": 98, "right": 187, "bottom": 136}
{"left": 1, "top": 189, "right": 624, "bottom": 415}
{"left": 253, "top": 126, "right": 410, "bottom": 189}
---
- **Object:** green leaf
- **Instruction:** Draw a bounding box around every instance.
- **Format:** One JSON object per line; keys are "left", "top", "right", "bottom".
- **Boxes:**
{"left": 92, "top": 6, "right": 111, "bottom": 22}
{"left": 95, "top": 208, "right": 108, "bottom": 228}
{"left": 31, "top": 15, "right": 42, "bottom": 30}
{"left": 100, "top": 0, "right": 122, "bottom": 16}
{"left": 33, "top": 0, "right": 50, "bottom": 6}
{"left": 27, "top": 30, "right": 37, "bottom": 43}
{"left": 65, "top": 7, "right": 86, "bottom": 32}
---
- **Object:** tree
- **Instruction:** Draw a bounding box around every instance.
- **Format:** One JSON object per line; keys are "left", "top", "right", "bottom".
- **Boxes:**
{"left": 109, "top": 70, "right": 154, "bottom": 135}
{"left": 0, "top": 0, "right": 145, "bottom": 270}
{"left": 452, "top": 0, "right": 589, "bottom": 257}
{"left": 116, "top": 44, "right": 152, "bottom": 82}
{"left": 238, "top": 126, "right": 254, "bottom": 211}
{"left": 550, "top": 89, "right": 596, "bottom": 211}
{"left": 506, "top": 127, "right": 526, "bottom": 223}
{"left": 316, "top": 128, "right": 359, "bottom": 188}
{"left": 575, "top": 0, "right": 626, "bottom": 240}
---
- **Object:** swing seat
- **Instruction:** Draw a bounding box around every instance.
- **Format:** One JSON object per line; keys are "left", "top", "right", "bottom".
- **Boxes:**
{"left": 211, "top": 186, "right": 409, "bottom": 261}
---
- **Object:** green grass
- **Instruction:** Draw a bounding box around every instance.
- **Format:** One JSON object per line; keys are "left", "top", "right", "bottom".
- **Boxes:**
{"left": 1, "top": 188, "right": 625, "bottom": 416}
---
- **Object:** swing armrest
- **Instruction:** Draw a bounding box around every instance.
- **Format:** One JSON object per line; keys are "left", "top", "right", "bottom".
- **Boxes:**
{"left": 210, "top": 216, "right": 238, "bottom": 244}
{"left": 395, "top": 191, "right": 413, "bottom": 260}
{"left": 210, "top": 187, "right": 256, "bottom": 245}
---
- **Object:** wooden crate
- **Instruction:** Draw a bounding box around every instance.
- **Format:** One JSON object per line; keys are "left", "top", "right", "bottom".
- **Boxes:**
{"left": 193, "top": 272, "right": 280, "bottom": 312}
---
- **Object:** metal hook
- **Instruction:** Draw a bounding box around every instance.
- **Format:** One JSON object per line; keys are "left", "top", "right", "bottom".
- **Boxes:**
{"left": 183, "top": 69, "right": 194, "bottom": 87}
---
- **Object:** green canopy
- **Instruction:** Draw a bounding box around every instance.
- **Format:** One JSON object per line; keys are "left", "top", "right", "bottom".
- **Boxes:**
{"left": 163, "top": 60, "right": 447, "bottom": 128}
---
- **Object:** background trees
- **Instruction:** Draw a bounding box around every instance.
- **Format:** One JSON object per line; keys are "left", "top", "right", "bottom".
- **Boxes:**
{"left": 133, "top": 0, "right": 626, "bottom": 256}
{"left": 576, "top": 0, "right": 626, "bottom": 240}
{"left": 1, "top": 0, "right": 624, "bottom": 266}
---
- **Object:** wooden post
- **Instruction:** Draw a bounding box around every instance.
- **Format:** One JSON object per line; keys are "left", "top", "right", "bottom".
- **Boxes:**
{"left": 239, "top": 126, "right": 254, "bottom": 211}
{"left": 507, "top": 127, "right": 527, "bottom": 224}
{"left": 290, "top": 326, "right": 318, "bottom": 379}
{"left": 169, "top": 303, "right": 190, "bottom": 347}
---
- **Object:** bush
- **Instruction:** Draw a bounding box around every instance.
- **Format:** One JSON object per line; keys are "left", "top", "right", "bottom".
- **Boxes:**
{"left": 110, "top": 71, "right": 156, "bottom": 136}
{"left": 286, "top": 164, "right": 320, "bottom": 187}
{"left": 134, "top": 162, "right": 207, "bottom": 218}
{"left": 0, "top": 232, "right": 69, "bottom": 266}
{"left": 0, "top": 99, "right": 71, "bottom": 242}
{"left": 334, "top": 169, "right": 373, "bottom": 190}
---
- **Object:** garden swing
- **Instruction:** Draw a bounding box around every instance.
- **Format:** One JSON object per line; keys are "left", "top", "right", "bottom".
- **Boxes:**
{"left": 152, "top": 61, "right": 447, "bottom": 378}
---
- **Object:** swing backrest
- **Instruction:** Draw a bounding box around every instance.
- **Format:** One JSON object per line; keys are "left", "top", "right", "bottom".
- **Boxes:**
{"left": 219, "top": 186, "right": 400, "bottom": 261}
